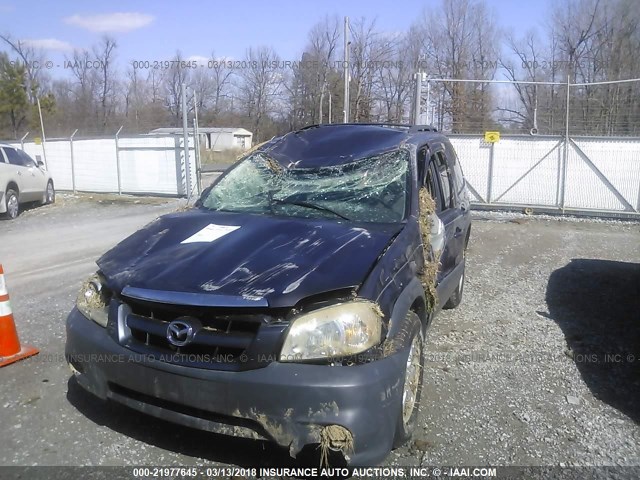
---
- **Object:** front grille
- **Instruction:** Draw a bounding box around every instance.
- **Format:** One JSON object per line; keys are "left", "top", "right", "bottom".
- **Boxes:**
{"left": 118, "top": 297, "right": 277, "bottom": 370}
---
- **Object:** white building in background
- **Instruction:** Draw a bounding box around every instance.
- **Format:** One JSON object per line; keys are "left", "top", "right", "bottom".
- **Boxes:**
{"left": 148, "top": 127, "right": 253, "bottom": 151}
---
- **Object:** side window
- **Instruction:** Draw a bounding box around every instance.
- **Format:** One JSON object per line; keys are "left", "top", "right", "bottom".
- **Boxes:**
{"left": 432, "top": 151, "right": 453, "bottom": 210}
{"left": 446, "top": 144, "right": 465, "bottom": 194}
{"left": 425, "top": 163, "right": 442, "bottom": 212}
{"left": 4, "top": 148, "right": 24, "bottom": 166}
{"left": 4, "top": 148, "right": 24, "bottom": 167}
{"left": 417, "top": 148, "right": 427, "bottom": 185}
{"left": 17, "top": 150, "right": 36, "bottom": 167}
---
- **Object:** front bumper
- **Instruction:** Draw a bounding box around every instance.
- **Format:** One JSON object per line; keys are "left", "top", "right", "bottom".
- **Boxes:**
{"left": 65, "top": 308, "right": 407, "bottom": 466}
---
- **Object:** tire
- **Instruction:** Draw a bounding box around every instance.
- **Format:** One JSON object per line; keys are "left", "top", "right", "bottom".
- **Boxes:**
{"left": 45, "top": 181, "right": 55, "bottom": 204}
{"left": 4, "top": 188, "right": 19, "bottom": 219}
{"left": 393, "top": 311, "right": 425, "bottom": 448}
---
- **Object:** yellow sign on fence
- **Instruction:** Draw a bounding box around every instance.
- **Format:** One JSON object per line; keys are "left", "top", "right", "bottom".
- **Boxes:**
{"left": 34, "top": 137, "right": 42, "bottom": 145}
{"left": 484, "top": 131, "right": 500, "bottom": 143}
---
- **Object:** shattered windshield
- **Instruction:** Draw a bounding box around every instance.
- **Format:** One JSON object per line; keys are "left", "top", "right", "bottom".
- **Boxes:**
{"left": 201, "top": 149, "right": 410, "bottom": 223}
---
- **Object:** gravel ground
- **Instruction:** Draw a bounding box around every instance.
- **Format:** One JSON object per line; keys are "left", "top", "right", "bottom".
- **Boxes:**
{"left": 396, "top": 212, "right": 640, "bottom": 468}
{"left": 0, "top": 197, "right": 638, "bottom": 470}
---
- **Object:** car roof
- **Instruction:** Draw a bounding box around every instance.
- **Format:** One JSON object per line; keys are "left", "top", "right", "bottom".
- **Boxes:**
{"left": 260, "top": 123, "right": 448, "bottom": 168}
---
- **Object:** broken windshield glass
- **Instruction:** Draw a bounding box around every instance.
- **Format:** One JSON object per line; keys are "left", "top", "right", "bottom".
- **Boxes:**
{"left": 201, "top": 149, "right": 410, "bottom": 223}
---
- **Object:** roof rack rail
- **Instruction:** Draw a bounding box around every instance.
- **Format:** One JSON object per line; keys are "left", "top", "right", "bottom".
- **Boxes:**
{"left": 408, "top": 125, "right": 438, "bottom": 133}
{"left": 300, "top": 122, "right": 411, "bottom": 130}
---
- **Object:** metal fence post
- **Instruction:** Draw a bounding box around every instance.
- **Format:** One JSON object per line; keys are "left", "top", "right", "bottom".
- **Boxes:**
{"left": 69, "top": 129, "right": 78, "bottom": 194}
{"left": 37, "top": 98, "right": 48, "bottom": 169}
{"left": 181, "top": 83, "right": 192, "bottom": 200}
{"left": 487, "top": 141, "right": 495, "bottom": 203}
{"left": 20, "top": 132, "right": 29, "bottom": 151}
{"left": 115, "top": 126, "right": 123, "bottom": 195}
{"left": 560, "top": 75, "right": 570, "bottom": 212}
{"left": 193, "top": 119, "right": 202, "bottom": 195}
{"left": 193, "top": 90, "right": 202, "bottom": 196}
{"left": 413, "top": 72, "right": 422, "bottom": 125}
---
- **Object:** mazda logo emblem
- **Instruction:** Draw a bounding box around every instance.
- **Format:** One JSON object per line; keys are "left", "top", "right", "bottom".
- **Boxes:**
{"left": 166, "top": 318, "right": 196, "bottom": 347}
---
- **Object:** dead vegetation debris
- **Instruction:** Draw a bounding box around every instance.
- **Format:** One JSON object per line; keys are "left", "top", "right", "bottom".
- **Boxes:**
{"left": 418, "top": 188, "right": 440, "bottom": 311}
{"left": 264, "top": 157, "right": 285, "bottom": 174}
{"left": 77, "top": 276, "right": 107, "bottom": 309}
{"left": 319, "top": 425, "right": 354, "bottom": 468}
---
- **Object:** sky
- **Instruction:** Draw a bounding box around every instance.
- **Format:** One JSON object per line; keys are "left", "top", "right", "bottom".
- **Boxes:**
{"left": 0, "top": 0, "right": 552, "bottom": 78}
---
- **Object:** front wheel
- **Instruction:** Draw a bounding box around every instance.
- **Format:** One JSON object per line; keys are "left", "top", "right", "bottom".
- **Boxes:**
{"left": 393, "top": 311, "right": 425, "bottom": 447}
{"left": 4, "top": 189, "right": 19, "bottom": 219}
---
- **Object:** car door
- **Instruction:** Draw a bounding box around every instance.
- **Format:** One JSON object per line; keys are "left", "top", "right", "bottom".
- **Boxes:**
{"left": 428, "top": 144, "right": 468, "bottom": 288}
{"left": 1, "top": 147, "right": 32, "bottom": 201}
{"left": 433, "top": 147, "right": 467, "bottom": 273}
{"left": 0, "top": 148, "right": 11, "bottom": 189}
{"left": 18, "top": 149, "right": 48, "bottom": 198}
{"left": 4, "top": 147, "right": 44, "bottom": 201}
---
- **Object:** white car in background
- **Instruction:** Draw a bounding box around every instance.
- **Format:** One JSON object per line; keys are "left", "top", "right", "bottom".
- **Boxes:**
{"left": 0, "top": 143, "right": 55, "bottom": 219}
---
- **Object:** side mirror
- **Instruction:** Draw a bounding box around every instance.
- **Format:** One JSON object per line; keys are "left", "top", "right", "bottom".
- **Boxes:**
{"left": 37, "top": 160, "right": 45, "bottom": 168}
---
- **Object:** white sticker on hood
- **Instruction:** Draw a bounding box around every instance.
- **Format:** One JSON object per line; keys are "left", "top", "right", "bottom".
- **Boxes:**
{"left": 181, "top": 224, "right": 240, "bottom": 244}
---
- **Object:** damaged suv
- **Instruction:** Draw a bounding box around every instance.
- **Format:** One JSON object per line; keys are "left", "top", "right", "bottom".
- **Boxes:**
{"left": 65, "top": 123, "right": 471, "bottom": 466}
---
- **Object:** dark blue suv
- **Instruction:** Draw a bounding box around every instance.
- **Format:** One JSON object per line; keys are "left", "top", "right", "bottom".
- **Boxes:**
{"left": 65, "top": 123, "right": 471, "bottom": 466}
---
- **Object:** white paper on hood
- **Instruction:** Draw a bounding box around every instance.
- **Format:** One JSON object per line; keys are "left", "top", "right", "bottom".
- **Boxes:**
{"left": 181, "top": 224, "right": 240, "bottom": 244}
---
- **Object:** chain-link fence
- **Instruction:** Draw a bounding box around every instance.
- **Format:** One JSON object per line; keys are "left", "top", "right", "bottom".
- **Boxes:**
{"left": 414, "top": 77, "right": 640, "bottom": 218}
{"left": 418, "top": 77, "right": 640, "bottom": 137}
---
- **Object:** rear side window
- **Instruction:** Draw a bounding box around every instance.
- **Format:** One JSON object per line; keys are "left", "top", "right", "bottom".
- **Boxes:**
{"left": 432, "top": 152, "right": 453, "bottom": 210}
{"left": 425, "top": 164, "right": 442, "bottom": 212}
{"left": 446, "top": 144, "right": 465, "bottom": 194}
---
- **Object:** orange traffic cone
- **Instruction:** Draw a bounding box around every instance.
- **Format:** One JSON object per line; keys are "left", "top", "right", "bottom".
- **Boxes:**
{"left": 0, "top": 264, "right": 39, "bottom": 367}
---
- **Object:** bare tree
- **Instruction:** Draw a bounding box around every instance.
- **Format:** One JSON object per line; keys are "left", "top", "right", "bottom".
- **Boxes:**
{"left": 415, "top": 0, "right": 499, "bottom": 132}
{"left": 208, "top": 52, "right": 234, "bottom": 117}
{"left": 238, "top": 46, "right": 283, "bottom": 141}
{"left": 0, "top": 34, "right": 47, "bottom": 103}
{"left": 286, "top": 16, "right": 342, "bottom": 129}
{"left": 164, "top": 51, "right": 192, "bottom": 125}
{"left": 93, "top": 36, "right": 118, "bottom": 132}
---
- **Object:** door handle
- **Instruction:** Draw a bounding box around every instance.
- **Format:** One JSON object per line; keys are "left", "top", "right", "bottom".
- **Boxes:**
{"left": 17, "top": 170, "right": 22, "bottom": 175}
{"left": 454, "top": 227, "right": 463, "bottom": 238}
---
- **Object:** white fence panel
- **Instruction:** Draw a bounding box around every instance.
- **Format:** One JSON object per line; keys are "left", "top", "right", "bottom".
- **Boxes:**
{"left": 450, "top": 134, "right": 640, "bottom": 217}
{"left": 491, "top": 137, "right": 561, "bottom": 207}
{"left": 118, "top": 137, "right": 187, "bottom": 195}
{"left": 72, "top": 139, "right": 119, "bottom": 192}
{"left": 449, "top": 136, "right": 490, "bottom": 202}
{"left": 565, "top": 138, "right": 640, "bottom": 211}
{"left": 5, "top": 135, "right": 198, "bottom": 196}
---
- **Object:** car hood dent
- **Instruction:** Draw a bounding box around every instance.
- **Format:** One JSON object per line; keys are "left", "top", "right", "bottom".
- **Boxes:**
{"left": 97, "top": 210, "right": 402, "bottom": 308}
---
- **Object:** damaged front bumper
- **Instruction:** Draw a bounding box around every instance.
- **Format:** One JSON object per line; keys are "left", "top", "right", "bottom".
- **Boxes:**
{"left": 65, "top": 308, "right": 407, "bottom": 466}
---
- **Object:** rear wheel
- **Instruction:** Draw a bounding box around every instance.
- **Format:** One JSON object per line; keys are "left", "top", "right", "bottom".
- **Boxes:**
{"left": 393, "top": 311, "right": 425, "bottom": 447}
{"left": 45, "top": 181, "right": 55, "bottom": 204}
{"left": 4, "top": 188, "right": 19, "bottom": 219}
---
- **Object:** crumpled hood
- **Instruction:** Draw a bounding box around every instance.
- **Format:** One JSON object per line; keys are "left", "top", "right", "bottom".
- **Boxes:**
{"left": 97, "top": 210, "right": 402, "bottom": 308}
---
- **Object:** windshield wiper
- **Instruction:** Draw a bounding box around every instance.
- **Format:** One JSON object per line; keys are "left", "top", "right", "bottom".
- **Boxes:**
{"left": 272, "top": 198, "right": 350, "bottom": 221}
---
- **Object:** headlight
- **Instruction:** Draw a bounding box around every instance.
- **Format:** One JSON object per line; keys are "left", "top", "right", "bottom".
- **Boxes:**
{"left": 76, "top": 273, "right": 111, "bottom": 327}
{"left": 279, "top": 300, "right": 382, "bottom": 362}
